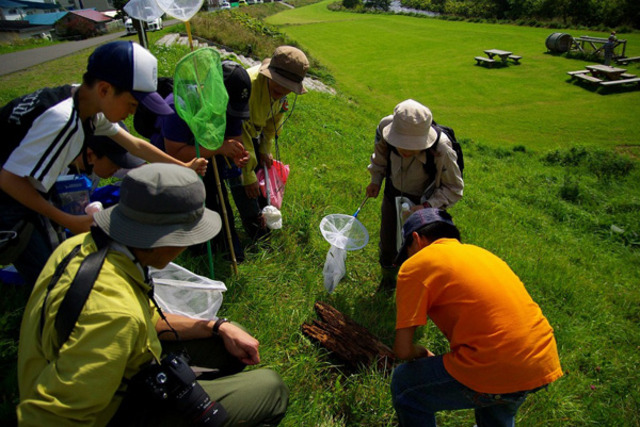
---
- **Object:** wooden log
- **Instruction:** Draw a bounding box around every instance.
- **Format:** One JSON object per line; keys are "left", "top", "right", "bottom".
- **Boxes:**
{"left": 301, "top": 301, "right": 395, "bottom": 372}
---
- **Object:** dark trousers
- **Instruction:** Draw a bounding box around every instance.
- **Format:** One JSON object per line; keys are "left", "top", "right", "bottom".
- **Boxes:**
{"left": 203, "top": 157, "right": 243, "bottom": 259}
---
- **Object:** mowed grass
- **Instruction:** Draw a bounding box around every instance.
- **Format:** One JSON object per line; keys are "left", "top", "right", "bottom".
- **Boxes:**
{"left": 268, "top": 0, "right": 640, "bottom": 152}
{"left": 1, "top": 9, "right": 639, "bottom": 426}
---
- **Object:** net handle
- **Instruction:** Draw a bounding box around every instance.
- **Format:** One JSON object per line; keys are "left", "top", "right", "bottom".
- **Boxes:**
{"left": 353, "top": 195, "right": 369, "bottom": 218}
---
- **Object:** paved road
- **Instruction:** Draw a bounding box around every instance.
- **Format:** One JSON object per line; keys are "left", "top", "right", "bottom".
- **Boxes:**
{"left": 0, "top": 20, "right": 179, "bottom": 77}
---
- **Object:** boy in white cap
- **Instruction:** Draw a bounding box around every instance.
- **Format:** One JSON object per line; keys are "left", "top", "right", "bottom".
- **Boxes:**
{"left": 366, "top": 99, "right": 463, "bottom": 291}
{"left": 18, "top": 163, "right": 288, "bottom": 426}
{"left": 230, "top": 45, "right": 309, "bottom": 240}
{"left": 0, "top": 41, "right": 207, "bottom": 286}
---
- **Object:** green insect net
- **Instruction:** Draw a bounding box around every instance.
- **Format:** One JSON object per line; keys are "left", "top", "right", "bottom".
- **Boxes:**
{"left": 173, "top": 48, "right": 228, "bottom": 151}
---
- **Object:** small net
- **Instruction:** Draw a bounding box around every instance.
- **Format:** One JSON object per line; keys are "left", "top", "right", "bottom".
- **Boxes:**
{"left": 156, "top": 0, "right": 204, "bottom": 21}
{"left": 173, "top": 48, "right": 228, "bottom": 150}
{"left": 123, "top": 0, "right": 163, "bottom": 21}
{"left": 319, "top": 214, "right": 369, "bottom": 251}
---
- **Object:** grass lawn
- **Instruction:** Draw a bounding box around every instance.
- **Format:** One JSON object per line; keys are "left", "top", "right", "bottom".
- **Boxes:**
{"left": 1, "top": 6, "right": 639, "bottom": 426}
{"left": 268, "top": 0, "right": 640, "bottom": 152}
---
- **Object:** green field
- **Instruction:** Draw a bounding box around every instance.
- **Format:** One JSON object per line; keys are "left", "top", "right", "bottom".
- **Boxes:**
{"left": 1, "top": 4, "right": 639, "bottom": 426}
{"left": 269, "top": 0, "right": 640, "bottom": 151}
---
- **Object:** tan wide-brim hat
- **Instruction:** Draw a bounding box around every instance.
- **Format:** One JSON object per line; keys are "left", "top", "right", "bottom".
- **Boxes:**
{"left": 382, "top": 99, "right": 438, "bottom": 150}
{"left": 259, "top": 46, "right": 309, "bottom": 95}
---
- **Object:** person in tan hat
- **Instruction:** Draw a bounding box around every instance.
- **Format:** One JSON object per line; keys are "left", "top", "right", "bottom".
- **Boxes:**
{"left": 229, "top": 45, "right": 309, "bottom": 240}
{"left": 366, "top": 99, "right": 464, "bottom": 291}
{"left": 17, "top": 164, "right": 289, "bottom": 426}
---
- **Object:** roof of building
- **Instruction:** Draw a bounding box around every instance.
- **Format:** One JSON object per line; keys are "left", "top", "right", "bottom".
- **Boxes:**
{"left": 2, "top": 0, "right": 61, "bottom": 9}
{"left": 69, "top": 9, "right": 112, "bottom": 22}
{"left": 25, "top": 10, "right": 66, "bottom": 24}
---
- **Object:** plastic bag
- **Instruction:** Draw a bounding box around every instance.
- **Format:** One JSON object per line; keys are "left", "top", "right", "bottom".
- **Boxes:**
{"left": 323, "top": 245, "right": 347, "bottom": 294}
{"left": 257, "top": 161, "right": 289, "bottom": 209}
{"left": 262, "top": 205, "right": 282, "bottom": 230}
{"left": 395, "top": 197, "right": 415, "bottom": 252}
{"left": 149, "top": 262, "right": 227, "bottom": 320}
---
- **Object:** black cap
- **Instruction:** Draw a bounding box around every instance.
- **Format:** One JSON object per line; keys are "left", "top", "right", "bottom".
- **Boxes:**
{"left": 86, "top": 125, "right": 145, "bottom": 170}
{"left": 222, "top": 61, "right": 251, "bottom": 119}
{"left": 395, "top": 208, "right": 455, "bottom": 265}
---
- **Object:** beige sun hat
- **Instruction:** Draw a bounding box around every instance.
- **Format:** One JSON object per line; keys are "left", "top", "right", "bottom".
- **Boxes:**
{"left": 259, "top": 46, "right": 309, "bottom": 95}
{"left": 382, "top": 99, "right": 438, "bottom": 150}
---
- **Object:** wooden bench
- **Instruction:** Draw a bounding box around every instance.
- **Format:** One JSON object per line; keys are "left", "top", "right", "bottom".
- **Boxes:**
{"left": 475, "top": 56, "right": 496, "bottom": 67}
{"left": 573, "top": 73, "right": 602, "bottom": 84}
{"left": 615, "top": 56, "right": 640, "bottom": 65}
{"left": 508, "top": 54, "right": 522, "bottom": 64}
{"left": 600, "top": 77, "right": 640, "bottom": 87}
{"left": 620, "top": 73, "right": 637, "bottom": 79}
{"left": 567, "top": 70, "right": 590, "bottom": 76}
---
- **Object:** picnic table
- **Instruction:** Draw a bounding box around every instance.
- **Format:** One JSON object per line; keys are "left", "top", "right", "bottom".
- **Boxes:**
{"left": 585, "top": 64, "right": 628, "bottom": 81}
{"left": 475, "top": 49, "right": 522, "bottom": 67}
{"left": 484, "top": 49, "right": 512, "bottom": 62}
{"left": 567, "top": 65, "right": 640, "bottom": 89}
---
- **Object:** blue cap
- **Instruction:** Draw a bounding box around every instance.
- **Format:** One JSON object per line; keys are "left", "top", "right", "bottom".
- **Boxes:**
{"left": 395, "top": 208, "right": 455, "bottom": 265}
{"left": 87, "top": 41, "right": 172, "bottom": 116}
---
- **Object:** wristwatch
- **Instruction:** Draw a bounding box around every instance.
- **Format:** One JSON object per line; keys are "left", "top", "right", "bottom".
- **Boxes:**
{"left": 212, "top": 318, "right": 229, "bottom": 336}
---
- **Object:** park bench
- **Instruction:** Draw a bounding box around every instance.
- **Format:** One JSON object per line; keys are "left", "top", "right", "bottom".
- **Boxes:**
{"left": 475, "top": 56, "right": 496, "bottom": 67}
{"left": 567, "top": 70, "right": 590, "bottom": 76}
{"left": 620, "top": 73, "right": 637, "bottom": 79}
{"left": 573, "top": 73, "right": 602, "bottom": 84}
{"left": 615, "top": 56, "right": 640, "bottom": 65}
{"left": 508, "top": 54, "right": 522, "bottom": 64}
{"left": 599, "top": 77, "right": 640, "bottom": 87}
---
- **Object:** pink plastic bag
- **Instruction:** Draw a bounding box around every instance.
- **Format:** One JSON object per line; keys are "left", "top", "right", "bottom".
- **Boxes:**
{"left": 257, "top": 160, "right": 289, "bottom": 209}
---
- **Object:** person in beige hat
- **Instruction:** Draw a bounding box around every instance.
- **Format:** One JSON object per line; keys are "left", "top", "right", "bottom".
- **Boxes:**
{"left": 229, "top": 45, "right": 309, "bottom": 241}
{"left": 365, "top": 99, "right": 464, "bottom": 291}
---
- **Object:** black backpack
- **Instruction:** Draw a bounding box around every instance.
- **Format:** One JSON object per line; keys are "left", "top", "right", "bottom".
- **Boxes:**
{"left": 387, "top": 122, "right": 465, "bottom": 178}
{"left": 133, "top": 77, "right": 174, "bottom": 139}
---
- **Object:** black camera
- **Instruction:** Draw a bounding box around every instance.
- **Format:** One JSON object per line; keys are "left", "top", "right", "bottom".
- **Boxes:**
{"left": 133, "top": 353, "right": 227, "bottom": 426}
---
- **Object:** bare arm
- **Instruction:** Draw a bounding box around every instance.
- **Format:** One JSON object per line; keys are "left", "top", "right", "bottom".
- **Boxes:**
{"left": 156, "top": 314, "right": 260, "bottom": 365}
{"left": 393, "top": 326, "right": 434, "bottom": 361}
{"left": 110, "top": 127, "right": 208, "bottom": 176}
{"left": 0, "top": 169, "right": 93, "bottom": 234}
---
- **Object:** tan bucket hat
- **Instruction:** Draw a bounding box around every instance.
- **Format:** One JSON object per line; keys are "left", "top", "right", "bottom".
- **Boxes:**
{"left": 382, "top": 99, "right": 438, "bottom": 150}
{"left": 259, "top": 46, "right": 309, "bottom": 95}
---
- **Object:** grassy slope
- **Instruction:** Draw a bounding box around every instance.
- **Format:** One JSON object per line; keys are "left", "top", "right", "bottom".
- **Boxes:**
{"left": 268, "top": 1, "right": 640, "bottom": 151}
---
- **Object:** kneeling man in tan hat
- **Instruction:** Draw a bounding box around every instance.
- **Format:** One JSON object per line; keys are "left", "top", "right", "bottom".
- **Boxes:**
{"left": 18, "top": 163, "right": 288, "bottom": 426}
{"left": 366, "top": 99, "right": 464, "bottom": 291}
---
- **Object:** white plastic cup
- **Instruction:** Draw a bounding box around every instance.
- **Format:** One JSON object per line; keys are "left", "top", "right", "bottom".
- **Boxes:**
{"left": 85, "top": 201, "right": 104, "bottom": 215}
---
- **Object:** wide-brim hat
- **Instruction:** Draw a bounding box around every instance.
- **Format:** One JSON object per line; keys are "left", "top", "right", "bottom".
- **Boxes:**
{"left": 93, "top": 164, "right": 221, "bottom": 248}
{"left": 395, "top": 208, "right": 455, "bottom": 265}
{"left": 382, "top": 99, "right": 438, "bottom": 150}
{"left": 259, "top": 46, "right": 309, "bottom": 95}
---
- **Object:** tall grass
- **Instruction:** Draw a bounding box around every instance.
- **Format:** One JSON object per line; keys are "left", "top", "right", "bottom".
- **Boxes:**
{"left": 1, "top": 6, "right": 639, "bottom": 426}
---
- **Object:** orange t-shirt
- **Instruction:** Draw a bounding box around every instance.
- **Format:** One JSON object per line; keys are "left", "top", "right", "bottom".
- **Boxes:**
{"left": 396, "top": 238, "right": 563, "bottom": 394}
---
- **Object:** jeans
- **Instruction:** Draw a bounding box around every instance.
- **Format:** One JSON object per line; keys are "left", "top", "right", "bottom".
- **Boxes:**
{"left": 391, "top": 356, "right": 535, "bottom": 427}
{"left": 379, "top": 182, "right": 421, "bottom": 268}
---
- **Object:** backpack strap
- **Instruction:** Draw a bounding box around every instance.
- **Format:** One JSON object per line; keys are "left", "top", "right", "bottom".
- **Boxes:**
{"left": 54, "top": 242, "right": 110, "bottom": 346}
{"left": 40, "top": 228, "right": 112, "bottom": 348}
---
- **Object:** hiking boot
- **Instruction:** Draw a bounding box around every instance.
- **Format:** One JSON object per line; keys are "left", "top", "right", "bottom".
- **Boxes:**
{"left": 377, "top": 266, "right": 398, "bottom": 293}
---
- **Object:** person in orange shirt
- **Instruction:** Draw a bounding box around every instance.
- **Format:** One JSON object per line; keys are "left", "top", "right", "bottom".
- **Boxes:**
{"left": 391, "top": 208, "right": 563, "bottom": 427}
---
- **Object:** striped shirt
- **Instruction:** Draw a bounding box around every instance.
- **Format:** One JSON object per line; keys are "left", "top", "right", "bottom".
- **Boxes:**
{"left": 1, "top": 85, "right": 119, "bottom": 195}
